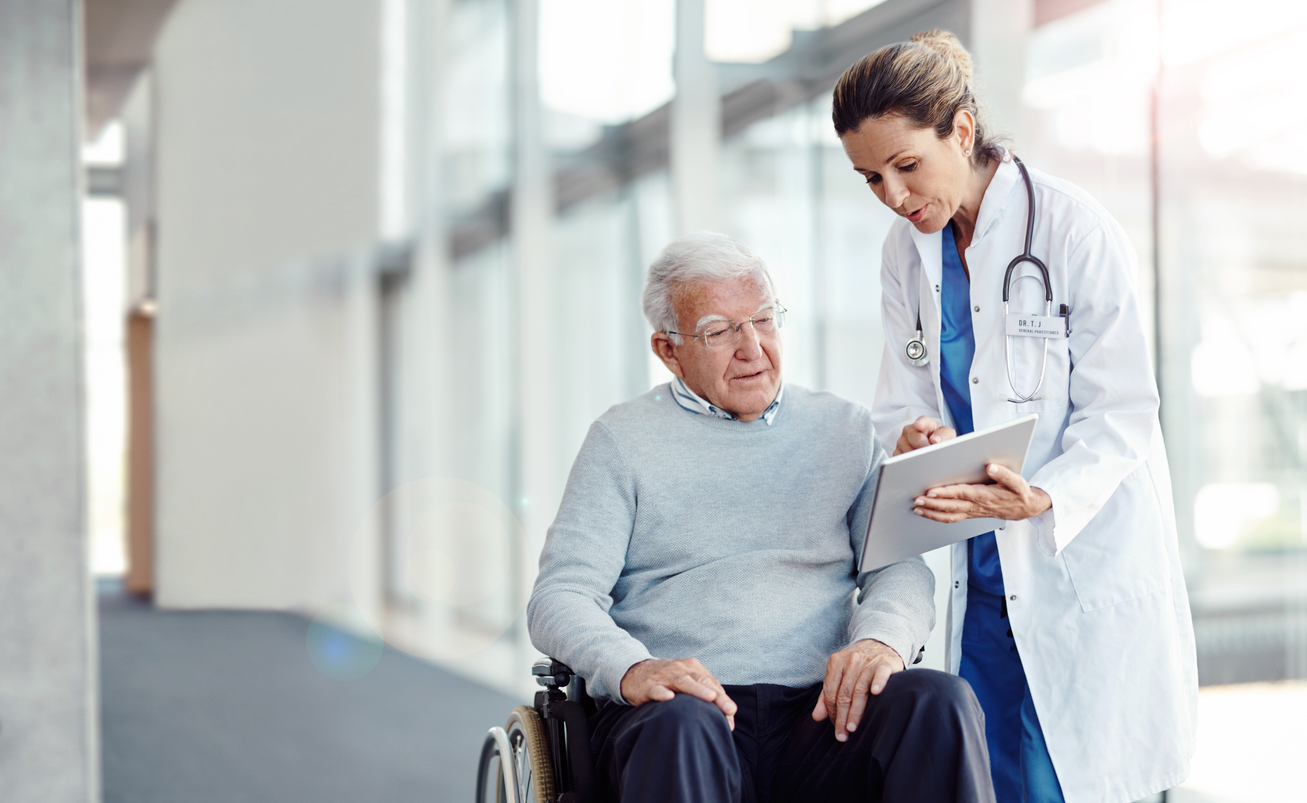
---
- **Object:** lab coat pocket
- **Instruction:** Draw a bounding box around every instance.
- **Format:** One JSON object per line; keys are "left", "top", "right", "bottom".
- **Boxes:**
{"left": 1013, "top": 397, "right": 1067, "bottom": 415}
{"left": 1005, "top": 330, "right": 1070, "bottom": 413}
{"left": 1059, "top": 468, "right": 1168, "bottom": 612}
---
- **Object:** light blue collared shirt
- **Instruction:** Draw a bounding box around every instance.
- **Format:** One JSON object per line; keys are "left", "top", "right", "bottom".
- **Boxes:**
{"left": 669, "top": 376, "right": 783, "bottom": 425}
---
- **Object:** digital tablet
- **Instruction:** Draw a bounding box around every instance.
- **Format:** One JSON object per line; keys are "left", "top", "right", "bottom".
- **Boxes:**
{"left": 859, "top": 414, "right": 1039, "bottom": 572}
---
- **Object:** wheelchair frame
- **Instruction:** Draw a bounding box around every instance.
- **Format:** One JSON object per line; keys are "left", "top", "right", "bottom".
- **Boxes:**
{"left": 476, "top": 658, "right": 598, "bottom": 803}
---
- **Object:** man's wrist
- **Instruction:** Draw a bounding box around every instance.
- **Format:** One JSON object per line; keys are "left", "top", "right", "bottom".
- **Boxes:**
{"left": 618, "top": 658, "right": 649, "bottom": 704}
{"left": 849, "top": 636, "right": 908, "bottom": 668}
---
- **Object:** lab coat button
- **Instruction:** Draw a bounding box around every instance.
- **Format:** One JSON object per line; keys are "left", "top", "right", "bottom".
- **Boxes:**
{"left": 973, "top": 305, "right": 980, "bottom": 312}
{"left": 1009, "top": 594, "right": 1017, "bottom": 601}
{"left": 971, "top": 377, "right": 979, "bottom": 384}
{"left": 954, "top": 581, "right": 960, "bottom": 589}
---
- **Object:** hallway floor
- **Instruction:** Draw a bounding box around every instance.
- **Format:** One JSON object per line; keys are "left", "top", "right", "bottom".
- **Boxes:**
{"left": 99, "top": 592, "right": 523, "bottom": 802}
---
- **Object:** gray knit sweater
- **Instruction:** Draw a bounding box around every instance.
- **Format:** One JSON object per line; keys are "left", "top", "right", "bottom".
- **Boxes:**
{"left": 527, "top": 383, "right": 936, "bottom": 703}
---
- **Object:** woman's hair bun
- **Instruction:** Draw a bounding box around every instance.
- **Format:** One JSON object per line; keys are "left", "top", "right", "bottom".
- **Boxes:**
{"left": 831, "top": 28, "right": 1001, "bottom": 165}
{"left": 910, "top": 29, "right": 972, "bottom": 84}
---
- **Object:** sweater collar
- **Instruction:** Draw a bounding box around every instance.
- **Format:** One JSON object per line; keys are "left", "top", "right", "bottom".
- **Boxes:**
{"left": 670, "top": 377, "right": 783, "bottom": 426}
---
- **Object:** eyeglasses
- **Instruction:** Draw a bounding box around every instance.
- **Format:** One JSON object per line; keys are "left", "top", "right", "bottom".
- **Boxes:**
{"left": 666, "top": 305, "right": 787, "bottom": 349}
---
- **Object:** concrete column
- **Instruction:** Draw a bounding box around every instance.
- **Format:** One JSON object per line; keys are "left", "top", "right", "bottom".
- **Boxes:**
{"left": 672, "top": 0, "right": 720, "bottom": 234}
{"left": 511, "top": 0, "right": 555, "bottom": 625}
{"left": 0, "top": 1, "right": 101, "bottom": 801}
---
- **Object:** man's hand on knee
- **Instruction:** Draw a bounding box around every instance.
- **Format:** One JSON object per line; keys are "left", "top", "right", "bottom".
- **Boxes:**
{"left": 812, "top": 639, "right": 905, "bottom": 743}
{"left": 620, "top": 657, "right": 737, "bottom": 730}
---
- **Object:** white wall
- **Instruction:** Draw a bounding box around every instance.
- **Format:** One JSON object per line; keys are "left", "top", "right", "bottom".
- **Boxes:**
{"left": 151, "top": 0, "right": 384, "bottom": 613}
{"left": 0, "top": 1, "right": 101, "bottom": 800}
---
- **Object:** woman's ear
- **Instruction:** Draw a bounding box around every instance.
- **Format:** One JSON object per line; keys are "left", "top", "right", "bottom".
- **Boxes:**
{"left": 953, "top": 108, "right": 976, "bottom": 153}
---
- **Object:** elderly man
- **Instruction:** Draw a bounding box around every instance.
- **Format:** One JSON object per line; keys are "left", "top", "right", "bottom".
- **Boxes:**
{"left": 528, "top": 232, "right": 993, "bottom": 803}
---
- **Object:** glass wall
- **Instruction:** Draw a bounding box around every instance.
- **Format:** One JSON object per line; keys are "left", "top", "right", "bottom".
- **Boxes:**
{"left": 550, "top": 187, "right": 654, "bottom": 479}
{"left": 424, "top": 1, "right": 1307, "bottom": 763}
{"left": 540, "top": 0, "right": 675, "bottom": 154}
{"left": 719, "top": 106, "right": 826, "bottom": 390}
{"left": 1157, "top": 0, "right": 1307, "bottom": 685}
{"left": 719, "top": 96, "right": 900, "bottom": 409}
{"left": 442, "top": 0, "right": 514, "bottom": 522}
{"left": 444, "top": 0, "right": 512, "bottom": 218}
{"left": 1020, "top": 0, "right": 1307, "bottom": 688}
{"left": 448, "top": 243, "right": 515, "bottom": 517}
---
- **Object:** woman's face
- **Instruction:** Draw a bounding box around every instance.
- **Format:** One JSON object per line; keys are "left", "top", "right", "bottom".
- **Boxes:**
{"left": 839, "top": 112, "right": 973, "bottom": 234}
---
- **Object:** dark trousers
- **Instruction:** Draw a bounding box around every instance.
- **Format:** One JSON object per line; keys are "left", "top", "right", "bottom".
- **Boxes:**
{"left": 589, "top": 669, "right": 995, "bottom": 803}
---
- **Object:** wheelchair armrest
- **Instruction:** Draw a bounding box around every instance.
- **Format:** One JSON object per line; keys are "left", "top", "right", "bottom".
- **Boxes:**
{"left": 533, "top": 657, "right": 576, "bottom": 689}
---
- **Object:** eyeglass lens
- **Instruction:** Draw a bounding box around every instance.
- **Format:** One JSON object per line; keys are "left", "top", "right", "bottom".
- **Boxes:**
{"left": 700, "top": 309, "right": 785, "bottom": 348}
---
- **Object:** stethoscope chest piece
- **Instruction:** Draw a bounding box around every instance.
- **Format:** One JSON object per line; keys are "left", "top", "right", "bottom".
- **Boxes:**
{"left": 905, "top": 336, "right": 928, "bottom": 366}
{"left": 905, "top": 313, "right": 929, "bottom": 367}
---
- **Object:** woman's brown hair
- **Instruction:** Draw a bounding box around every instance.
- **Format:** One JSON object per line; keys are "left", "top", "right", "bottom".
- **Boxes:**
{"left": 832, "top": 30, "right": 1000, "bottom": 166}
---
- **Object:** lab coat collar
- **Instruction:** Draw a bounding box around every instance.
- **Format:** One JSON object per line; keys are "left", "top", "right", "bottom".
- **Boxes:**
{"left": 904, "top": 152, "right": 1025, "bottom": 291}
{"left": 972, "top": 153, "right": 1024, "bottom": 246}
{"left": 907, "top": 222, "right": 943, "bottom": 300}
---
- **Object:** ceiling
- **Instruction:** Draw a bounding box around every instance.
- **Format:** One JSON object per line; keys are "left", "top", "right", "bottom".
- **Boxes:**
{"left": 84, "top": 0, "right": 179, "bottom": 139}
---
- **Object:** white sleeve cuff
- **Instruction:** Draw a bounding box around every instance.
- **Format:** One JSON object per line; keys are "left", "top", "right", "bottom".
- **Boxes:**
{"left": 1032, "top": 505, "right": 1058, "bottom": 557}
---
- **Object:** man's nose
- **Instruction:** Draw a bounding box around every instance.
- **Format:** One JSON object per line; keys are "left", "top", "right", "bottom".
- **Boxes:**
{"left": 734, "top": 322, "right": 763, "bottom": 359}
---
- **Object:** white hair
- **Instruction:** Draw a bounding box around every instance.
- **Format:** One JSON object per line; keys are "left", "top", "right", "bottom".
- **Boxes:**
{"left": 641, "top": 231, "right": 776, "bottom": 344}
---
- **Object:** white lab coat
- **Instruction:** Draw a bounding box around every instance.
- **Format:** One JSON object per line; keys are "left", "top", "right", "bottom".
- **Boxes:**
{"left": 871, "top": 156, "right": 1198, "bottom": 803}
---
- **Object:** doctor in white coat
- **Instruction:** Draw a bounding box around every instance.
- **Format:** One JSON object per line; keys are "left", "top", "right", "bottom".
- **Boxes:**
{"left": 830, "top": 31, "right": 1198, "bottom": 803}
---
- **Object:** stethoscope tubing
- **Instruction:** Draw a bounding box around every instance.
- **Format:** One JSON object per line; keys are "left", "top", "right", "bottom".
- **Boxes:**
{"left": 902, "top": 155, "right": 1057, "bottom": 403}
{"left": 1003, "top": 157, "right": 1051, "bottom": 403}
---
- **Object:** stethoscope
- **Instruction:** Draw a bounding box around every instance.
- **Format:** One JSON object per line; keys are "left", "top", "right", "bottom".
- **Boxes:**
{"left": 903, "top": 155, "right": 1065, "bottom": 403}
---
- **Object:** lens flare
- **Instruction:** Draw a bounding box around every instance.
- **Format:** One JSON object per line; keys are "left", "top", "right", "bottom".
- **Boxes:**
{"left": 306, "top": 603, "right": 385, "bottom": 680}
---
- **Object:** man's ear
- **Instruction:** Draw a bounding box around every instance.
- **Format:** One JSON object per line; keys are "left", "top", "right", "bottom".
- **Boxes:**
{"left": 651, "top": 333, "right": 685, "bottom": 378}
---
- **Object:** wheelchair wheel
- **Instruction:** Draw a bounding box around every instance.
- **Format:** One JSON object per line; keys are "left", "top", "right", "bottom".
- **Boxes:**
{"left": 475, "top": 705, "right": 555, "bottom": 803}
{"left": 475, "top": 728, "right": 511, "bottom": 803}
{"left": 506, "top": 706, "right": 555, "bottom": 803}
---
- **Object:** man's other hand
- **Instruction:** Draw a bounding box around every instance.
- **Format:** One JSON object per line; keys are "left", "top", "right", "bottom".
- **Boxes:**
{"left": 620, "top": 657, "right": 737, "bottom": 730}
{"left": 812, "top": 639, "right": 905, "bottom": 742}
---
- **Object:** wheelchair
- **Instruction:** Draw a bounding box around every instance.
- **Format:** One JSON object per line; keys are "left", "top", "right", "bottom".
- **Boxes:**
{"left": 475, "top": 658, "right": 599, "bottom": 803}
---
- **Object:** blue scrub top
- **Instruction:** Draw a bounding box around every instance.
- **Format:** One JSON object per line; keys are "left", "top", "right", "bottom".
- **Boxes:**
{"left": 937, "top": 222, "right": 1003, "bottom": 596}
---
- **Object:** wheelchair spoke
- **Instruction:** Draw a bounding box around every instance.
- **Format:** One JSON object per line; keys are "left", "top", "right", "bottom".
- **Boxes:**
{"left": 511, "top": 730, "right": 532, "bottom": 800}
